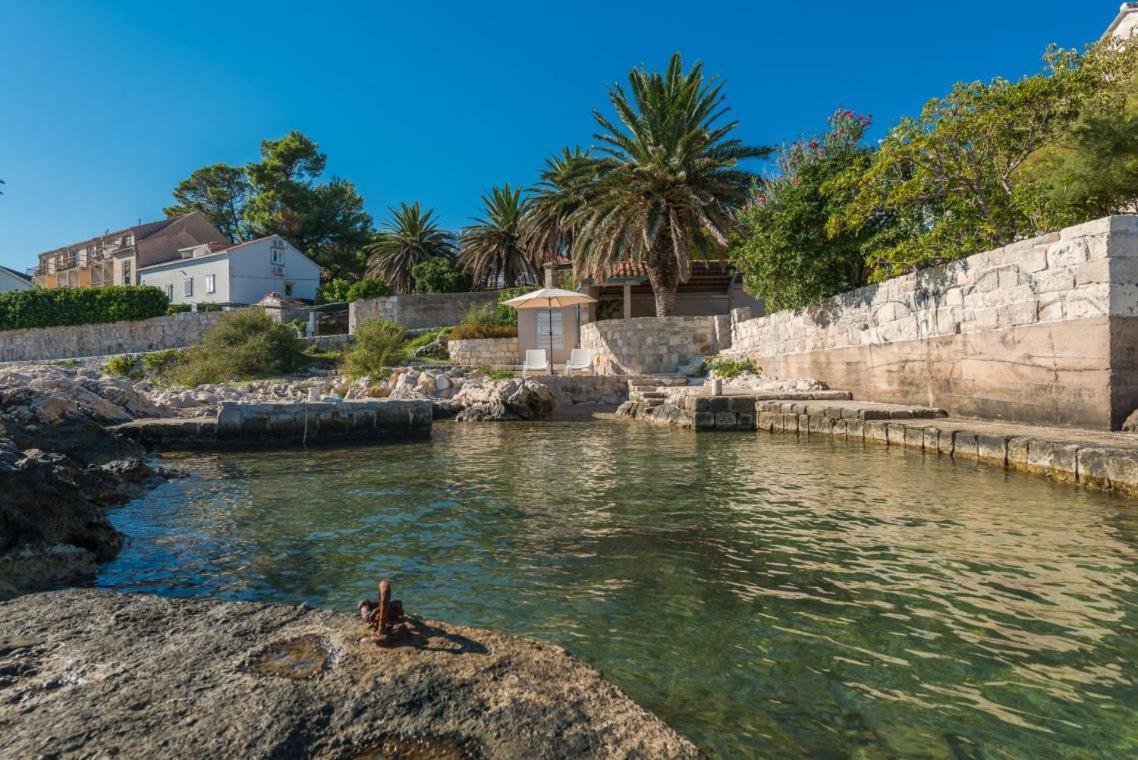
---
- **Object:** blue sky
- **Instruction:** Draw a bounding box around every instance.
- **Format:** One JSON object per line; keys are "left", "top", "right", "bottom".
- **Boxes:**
{"left": 0, "top": 1, "right": 1121, "bottom": 272}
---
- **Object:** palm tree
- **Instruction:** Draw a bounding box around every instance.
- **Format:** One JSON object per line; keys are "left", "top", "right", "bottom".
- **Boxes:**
{"left": 521, "top": 147, "right": 592, "bottom": 264}
{"left": 459, "top": 185, "right": 539, "bottom": 289}
{"left": 531, "top": 54, "right": 769, "bottom": 316}
{"left": 366, "top": 202, "right": 455, "bottom": 293}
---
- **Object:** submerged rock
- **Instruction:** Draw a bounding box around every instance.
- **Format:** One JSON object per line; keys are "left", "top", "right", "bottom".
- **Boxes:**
{"left": 0, "top": 589, "right": 701, "bottom": 759}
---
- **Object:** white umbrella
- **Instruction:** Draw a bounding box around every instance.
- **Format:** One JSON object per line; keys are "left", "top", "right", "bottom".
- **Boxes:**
{"left": 501, "top": 288, "right": 597, "bottom": 366}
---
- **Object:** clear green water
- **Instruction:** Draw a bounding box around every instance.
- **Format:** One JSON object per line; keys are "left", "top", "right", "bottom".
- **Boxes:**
{"left": 97, "top": 422, "right": 1138, "bottom": 758}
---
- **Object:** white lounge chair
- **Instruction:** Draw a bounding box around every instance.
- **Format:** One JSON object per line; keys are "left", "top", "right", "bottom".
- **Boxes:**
{"left": 522, "top": 349, "right": 550, "bottom": 377}
{"left": 566, "top": 348, "right": 594, "bottom": 375}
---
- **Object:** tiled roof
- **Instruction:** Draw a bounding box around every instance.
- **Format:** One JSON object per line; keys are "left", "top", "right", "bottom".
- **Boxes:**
{"left": 559, "top": 258, "right": 734, "bottom": 280}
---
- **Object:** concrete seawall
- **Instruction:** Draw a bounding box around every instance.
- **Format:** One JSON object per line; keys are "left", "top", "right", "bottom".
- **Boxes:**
{"left": 112, "top": 399, "right": 432, "bottom": 448}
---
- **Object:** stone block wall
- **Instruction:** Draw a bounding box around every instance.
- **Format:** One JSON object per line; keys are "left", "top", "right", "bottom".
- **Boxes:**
{"left": 727, "top": 215, "right": 1138, "bottom": 429}
{"left": 215, "top": 399, "right": 431, "bottom": 444}
{"left": 0, "top": 312, "right": 224, "bottom": 363}
{"left": 350, "top": 292, "right": 499, "bottom": 332}
{"left": 449, "top": 338, "right": 519, "bottom": 367}
{"left": 580, "top": 316, "right": 718, "bottom": 375}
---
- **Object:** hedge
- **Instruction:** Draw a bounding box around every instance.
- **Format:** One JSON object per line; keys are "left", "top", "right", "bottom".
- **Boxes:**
{"left": 0, "top": 286, "right": 170, "bottom": 331}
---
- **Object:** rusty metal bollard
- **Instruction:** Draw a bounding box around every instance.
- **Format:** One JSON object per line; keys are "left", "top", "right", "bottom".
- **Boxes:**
{"left": 357, "top": 579, "right": 408, "bottom": 646}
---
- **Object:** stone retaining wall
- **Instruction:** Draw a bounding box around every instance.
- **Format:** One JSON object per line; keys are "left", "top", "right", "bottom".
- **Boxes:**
{"left": 0, "top": 312, "right": 224, "bottom": 363}
{"left": 449, "top": 337, "right": 519, "bottom": 368}
{"left": 580, "top": 317, "right": 719, "bottom": 375}
{"left": 727, "top": 216, "right": 1138, "bottom": 429}
{"left": 216, "top": 399, "right": 431, "bottom": 444}
{"left": 350, "top": 292, "right": 499, "bottom": 332}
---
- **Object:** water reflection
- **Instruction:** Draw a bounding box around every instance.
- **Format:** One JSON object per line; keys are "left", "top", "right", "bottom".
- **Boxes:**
{"left": 99, "top": 422, "right": 1138, "bottom": 758}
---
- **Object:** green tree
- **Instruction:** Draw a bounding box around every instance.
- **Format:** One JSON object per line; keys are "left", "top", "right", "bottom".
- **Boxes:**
{"left": 411, "top": 256, "right": 473, "bottom": 293}
{"left": 1030, "top": 108, "right": 1138, "bottom": 223}
{"left": 365, "top": 202, "right": 455, "bottom": 293}
{"left": 831, "top": 39, "right": 1138, "bottom": 279}
{"left": 164, "top": 163, "right": 251, "bottom": 242}
{"left": 1024, "top": 44, "right": 1138, "bottom": 225}
{"left": 168, "top": 131, "right": 374, "bottom": 280}
{"left": 528, "top": 54, "right": 767, "bottom": 316}
{"left": 459, "top": 185, "right": 538, "bottom": 289}
{"left": 243, "top": 132, "right": 373, "bottom": 280}
{"left": 733, "top": 110, "right": 880, "bottom": 311}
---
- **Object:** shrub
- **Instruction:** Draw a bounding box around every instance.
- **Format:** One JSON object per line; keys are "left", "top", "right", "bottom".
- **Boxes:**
{"left": 168, "top": 310, "right": 308, "bottom": 386}
{"left": 317, "top": 277, "right": 391, "bottom": 304}
{"left": 404, "top": 328, "right": 450, "bottom": 356}
{"left": 105, "top": 354, "right": 141, "bottom": 379}
{"left": 0, "top": 286, "right": 169, "bottom": 331}
{"left": 346, "top": 278, "right": 392, "bottom": 302}
{"left": 448, "top": 322, "right": 517, "bottom": 340}
{"left": 448, "top": 302, "right": 518, "bottom": 340}
{"left": 732, "top": 110, "right": 876, "bottom": 311}
{"left": 411, "top": 257, "right": 472, "bottom": 294}
{"left": 706, "top": 357, "right": 759, "bottom": 379}
{"left": 493, "top": 287, "right": 529, "bottom": 325}
{"left": 140, "top": 349, "right": 183, "bottom": 375}
{"left": 343, "top": 319, "right": 409, "bottom": 378}
{"left": 166, "top": 302, "right": 223, "bottom": 315}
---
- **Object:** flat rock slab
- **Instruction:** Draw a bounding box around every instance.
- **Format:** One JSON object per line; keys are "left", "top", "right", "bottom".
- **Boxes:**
{"left": 0, "top": 589, "right": 699, "bottom": 759}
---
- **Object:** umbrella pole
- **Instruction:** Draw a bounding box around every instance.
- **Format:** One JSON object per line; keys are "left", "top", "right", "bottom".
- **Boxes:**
{"left": 548, "top": 299, "right": 554, "bottom": 374}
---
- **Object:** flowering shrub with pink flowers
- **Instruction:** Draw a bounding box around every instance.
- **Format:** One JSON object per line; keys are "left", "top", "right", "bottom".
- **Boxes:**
{"left": 731, "top": 109, "right": 883, "bottom": 311}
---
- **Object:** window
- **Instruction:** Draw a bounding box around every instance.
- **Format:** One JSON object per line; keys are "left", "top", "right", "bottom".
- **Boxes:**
{"left": 284, "top": 281, "right": 294, "bottom": 297}
{"left": 121, "top": 260, "right": 132, "bottom": 286}
{"left": 536, "top": 309, "right": 564, "bottom": 350}
{"left": 183, "top": 277, "right": 193, "bottom": 297}
{"left": 205, "top": 273, "right": 216, "bottom": 294}
{"left": 271, "top": 240, "right": 285, "bottom": 265}
{"left": 164, "top": 284, "right": 174, "bottom": 300}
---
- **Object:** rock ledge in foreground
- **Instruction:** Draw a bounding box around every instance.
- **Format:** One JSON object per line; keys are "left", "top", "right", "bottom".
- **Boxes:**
{"left": 0, "top": 589, "right": 701, "bottom": 759}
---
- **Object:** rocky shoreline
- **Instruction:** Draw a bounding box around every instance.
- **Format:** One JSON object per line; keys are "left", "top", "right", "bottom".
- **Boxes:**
{"left": 0, "top": 363, "right": 628, "bottom": 597}
{"left": 0, "top": 366, "right": 172, "bottom": 599}
{"left": 0, "top": 588, "right": 701, "bottom": 758}
{"left": 0, "top": 363, "right": 705, "bottom": 756}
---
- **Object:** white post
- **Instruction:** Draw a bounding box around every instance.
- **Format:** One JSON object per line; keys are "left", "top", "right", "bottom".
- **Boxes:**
{"left": 623, "top": 283, "right": 632, "bottom": 319}
{"left": 307, "top": 311, "right": 317, "bottom": 337}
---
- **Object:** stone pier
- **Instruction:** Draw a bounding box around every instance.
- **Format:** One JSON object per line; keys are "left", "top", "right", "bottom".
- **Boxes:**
{"left": 111, "top": 399, "right": 432, "bottom": 448}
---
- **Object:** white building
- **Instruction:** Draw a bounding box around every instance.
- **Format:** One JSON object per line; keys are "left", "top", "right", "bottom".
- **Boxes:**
{"left": 1107, "top": 3, "right": 1138, "bottom": 39}
{"left": 0, "top": 265, "right": 35, "bottom": 294}
{"left": 138, "top": 235, "right": 320, "bottom": 306}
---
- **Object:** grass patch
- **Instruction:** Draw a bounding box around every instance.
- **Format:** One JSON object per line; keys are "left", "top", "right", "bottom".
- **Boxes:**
{"left": 477, "top": 364, "right": 515, "bottom": 381}
{"left": 706, "top": 357, "right": 760, "bottom": 379}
